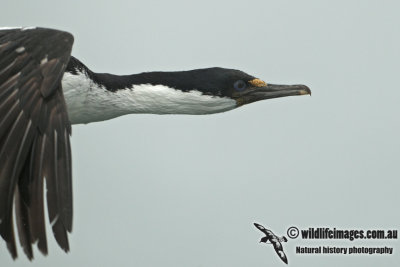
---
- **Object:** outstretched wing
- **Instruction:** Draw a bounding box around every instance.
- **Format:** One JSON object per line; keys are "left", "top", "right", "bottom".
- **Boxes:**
{"left": 273, "top": 241, "right": 288, "bottom": 264}
{"left": 254, "top": 222, "right": 270, "bottom": 235}
{"left": 0, "top": 27, "right": 73, "bottom": 260}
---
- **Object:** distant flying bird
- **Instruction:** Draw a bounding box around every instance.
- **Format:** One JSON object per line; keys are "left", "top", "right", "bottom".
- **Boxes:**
{"left": 0, "top": 27, "right": 311, "bottom": 260}
{"left": 254, "top": 223, "right": 289, "bottom": 264}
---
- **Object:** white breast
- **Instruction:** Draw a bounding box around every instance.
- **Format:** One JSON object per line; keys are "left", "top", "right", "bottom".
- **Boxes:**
{"left": 61, "top": 72, "right": 237, "bottom": 125}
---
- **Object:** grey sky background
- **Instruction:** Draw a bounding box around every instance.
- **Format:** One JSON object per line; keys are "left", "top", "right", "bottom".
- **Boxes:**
{"left": 1, "top": 0, "right": 399, "bottom": 266}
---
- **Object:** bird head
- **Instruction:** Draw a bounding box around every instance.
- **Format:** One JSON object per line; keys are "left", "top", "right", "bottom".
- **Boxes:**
{"left": 260, "top": 236, "right": 270, "bottom": 243}
{"left": 194, "top": 67, "right": 311, "bottom": 107}
{"left": 130, "top": 67, "right": 311, "bottom": 115}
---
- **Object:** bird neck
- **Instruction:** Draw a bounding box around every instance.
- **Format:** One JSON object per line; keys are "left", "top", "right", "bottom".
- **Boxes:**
{"left": 62, "top": 57, "right": 237, "bottom": 125}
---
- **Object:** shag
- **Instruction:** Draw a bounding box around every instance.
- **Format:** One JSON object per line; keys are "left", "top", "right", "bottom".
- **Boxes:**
{"left": 0, "top": 27, "right": 310, "bottom": 260}
{"left": 254, "top": 223, "right": 289, "bottom": 264}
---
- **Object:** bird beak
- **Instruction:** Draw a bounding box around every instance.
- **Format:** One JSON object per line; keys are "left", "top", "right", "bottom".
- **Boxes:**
{"left": 237, "top": 83, "right": 311, "bottom": 105}
{"left": 257, "top": 83, "right": 311, "bottom": 98}
{"left": 251, "top": 83, "right": 311, "bottom": 100}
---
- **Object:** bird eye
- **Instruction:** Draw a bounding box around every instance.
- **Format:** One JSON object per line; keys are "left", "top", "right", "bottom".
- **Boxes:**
{"left": 233, "top": 80, "right": 247, "bottom": 91}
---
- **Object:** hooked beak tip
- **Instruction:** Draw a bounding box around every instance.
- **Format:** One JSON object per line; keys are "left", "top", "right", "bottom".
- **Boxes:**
{"left": 298, "top": 85, "right": 312, "bottom": 96}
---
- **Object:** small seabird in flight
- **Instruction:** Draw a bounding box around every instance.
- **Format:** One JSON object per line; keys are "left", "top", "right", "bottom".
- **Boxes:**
{"left": 0, "top": 27, "right": 311, "bottom": 260}
{"left": 254, "top": 223, "right": 289, "bottom": 264}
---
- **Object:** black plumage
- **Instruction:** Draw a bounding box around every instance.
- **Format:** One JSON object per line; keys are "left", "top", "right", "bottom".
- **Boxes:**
{"left": 0, "top": 28, "right": 73, "bottom": 260}
{"left": 67, "top": 55, "right": 255, "bottom": 95}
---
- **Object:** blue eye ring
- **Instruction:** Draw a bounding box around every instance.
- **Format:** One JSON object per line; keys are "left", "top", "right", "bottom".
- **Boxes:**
{"left": 234, "top": 80, "right": 247, "bottom": 91}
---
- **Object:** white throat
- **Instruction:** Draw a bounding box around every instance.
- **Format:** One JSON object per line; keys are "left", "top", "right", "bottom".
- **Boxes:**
{"left": 61, "top": 71, "right": 237, "bottom": 124}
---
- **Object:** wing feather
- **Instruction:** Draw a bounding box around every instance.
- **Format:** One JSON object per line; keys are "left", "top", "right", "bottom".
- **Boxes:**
{"left": 273, "top": 243, "right": 288, "bottom": 264}
{"left": 15, "top": 186, "right": 33, "bottom": 260}
{"left": 29, "top": 133, "right": 48, "bottom": 255}
{"left": 0, "top": 27, "right": 73, "bottom": 259}
{"left": 254, "top": 223, "right": 268, "bottom": 234}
